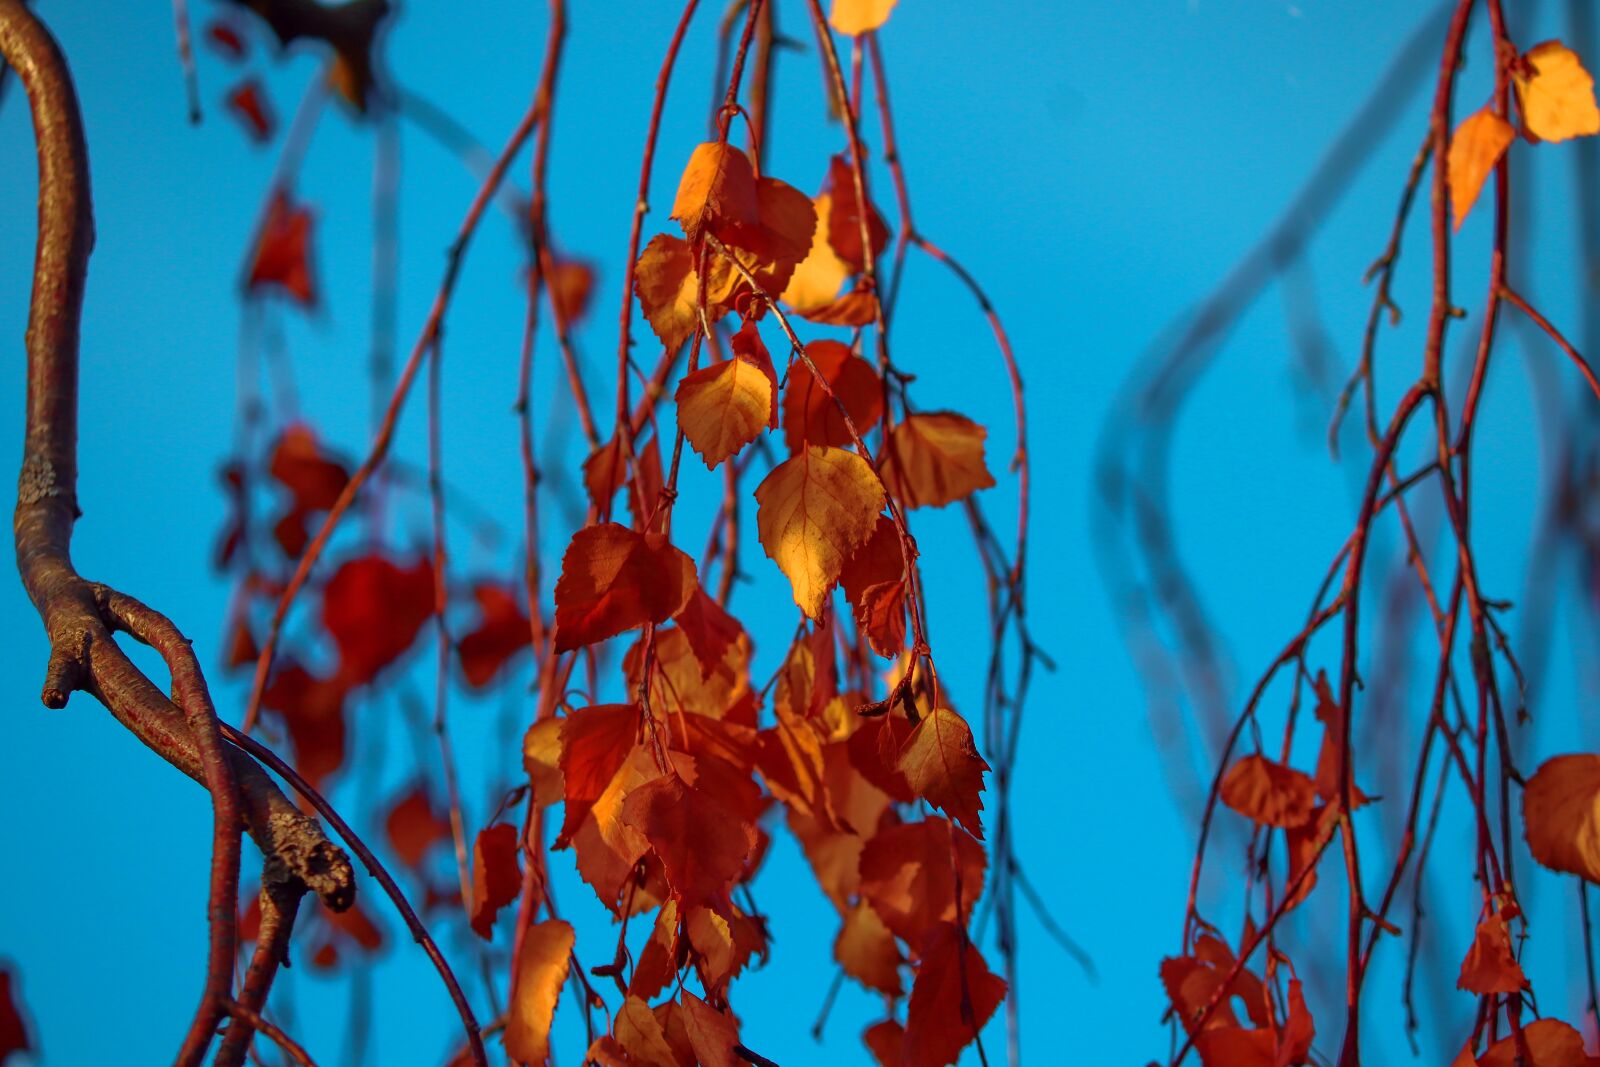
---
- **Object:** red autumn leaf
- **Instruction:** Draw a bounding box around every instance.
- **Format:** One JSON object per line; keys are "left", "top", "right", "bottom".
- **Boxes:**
{"left": 859, "top": 816, "right": 986, "bottom": 944}
{"left": 457, "top": 582, "right": 531, "bottom": 689}
{"left": 469, "top": 823, "right": 523, "bottom": 940}
{"left": 863, "top": 1019, "right": 904, "bottom": 1067}
{"left": 321, "top": 553, "right": 435, "bottom": 685}
{"left": 1456, "top": 912, "right": 1528, "bottom": 994}
{"left": 504, "top": 919, "right": 574, "bottom": 1065}
{"left": 903, "top": 922, "right": 1007, "bottom": 1067}
{"left": 824, "top": 154, "right": 890, "bottom": 273}
{"left": 261, "top": 661, "right": 347, "bottom": 787}
{"left": 1220, "top": 753, "right": 1317, "bottom": 829}
{"left": 226, "top": 78, "right": 276, "bottom": 143}
{"left": 675, "top": 585, "right": 744, "bottom": 679}
{"left": 1475, "top": 1017, "right": 1590, "bottom": 1067}
{"left": 847, "top": 711, "right": 917, "bottom": 803}
{"left": 897, "top": 707, "right": 989, "bottom": 838}
{"left": 551, "top": 523, "right": 696, "bottom": 653}
{"left": 840, "top": 514, "right": 904, "bottom": 606}
{"left": 0, "top": 965, "right": 31, "bottom": 1065}
{"left": 383, "top": 786, "right": 451, "bottom": 870}
{"left": 622, "top": 765, "right": 760, "bottom": 914}
{"left": 268, "top": 423, "right": 348, "bottom": 557}
{"left": 556, "top": 703, "right": 642, "bottom": 847}
{"left": 247, "top": 190, "right": 316, "bottom": 306}
{"left": 681, "top": 990, "right": 743, "bottom": 1067}
{"left": 857, "top": 578, "right": 907, "bottom": 658}
{"left": 880, "top": 411, "right": 997, "bottom": 510}
{"left": 835, "top": 900, "right": 903, "bottom": 995}
{"left": 223, "top": 613, "right": 259, "bottom": 672}
{"left": 782, "top": 339, "right": 884, "bottom": 452}
{"left": 1309, "top": 672, "right": 1370, "bottom": 809}
{"left": 205, "top": 19, "right": 247, "bottom": 59}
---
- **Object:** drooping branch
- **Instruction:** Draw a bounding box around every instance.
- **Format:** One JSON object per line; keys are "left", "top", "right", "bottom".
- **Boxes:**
{"left": 1, "top": 3, "right": 353, "bottom": 1063}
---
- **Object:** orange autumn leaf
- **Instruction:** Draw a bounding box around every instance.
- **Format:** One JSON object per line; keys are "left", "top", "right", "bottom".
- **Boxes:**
{"left": 556, "top": 703, "right": 641, "bottom": 847}
{"left": 671, "top": 142, "right": 760, "bottom": 241}
{"left": 635, "top": 232, "right": 734, "bottom": 351}
{"left": 857, "top": 579, "right": 908, "bottom": 658}
{"left": 829, "top": 0, "right": 898, "bottom": 36}
{"left": 1456, "top": 912, "right": 1527, "bottom": 995}
{"left": 383, "top": 785, "right": 451, "bottom": 870}
{"left": 882, "top": 411, "right": 997, "bottom": 509}
{"left": 676, "top": 356, "right": 775, "bottom": 468}
{"left": 622, "top": 767, "right": 760, "bottom": 913}
{"left": 1220, "top": 753, "right": 1317, "bottom": 829}
{"left": 1448, "top": 108, "right": 1513, "bottom": 229}
{"left": 859, "top": 817, "right": 986, "bottom": 944}
{"left": 1475, "top": 1018, "right": 1591, "bottom": 1067}
{"left": 835, "top": 900, "right": 903, "bottom": 995}
{"left": 1523, "top": 753, "right": 1600, "bottom": 882}
{"left": 1515, "top": 41, "right": 1600, "bottom": 143}
{"left": 903, "top": 922, "right": 1007, "bottom": 1067}
{"left": 504, "top": 918, "right": 574, "bottom": 1065}
{"left": 781, "top": 193, "right": 851, "bottom": 310}
{"left": 247, "top": 190, "right": 315, "bottom": 305}
{"left": 783, "top": 339, "right": 884, "bottom": 452}
{"left": 755, "top": 445, "right": 885, "bottom": 618}
{"left": 521, "top": 717, "right": 564, "bottom": 807}
{"left": 547, "top": 257, "right": 595, "bottom": 326}
{"left": 675, "top": 585, "right": 744, "bottom": 679}
{"left": 469, "top": 823, "right": 522, "bottom": 940}
{"left": 551, "top": 523, "right": 696, "bottom": 652}
{"left": 824, "top": 154, "right": 890, "bottom": 273}
{"left": 680, "top": 990, "right": 742, "bottom": 1067}
{"left": 898, "top": 707, "right": 989, "bottom": 838}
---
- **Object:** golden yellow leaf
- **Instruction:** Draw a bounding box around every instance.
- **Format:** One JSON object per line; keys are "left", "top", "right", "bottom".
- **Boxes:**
{"left": 521, "top": 716, "right": 564, "bottom": 807}
{"left": 881, "top": 411, "right": 996, "bottom": 509}
{"left": 671, "top": 142, "right": 759, "bottom": 240}
{"left": 755, "top": 446, "right": 885, "bottom": 618}
{"left": 1448, "top": 108, "right": 1513, "bottom": 229}
{"left": 504, "top": 918, "right": 574, "bottom": 1064}
{"left": 829, "top": 0, "right": 898, "bottom": 36}
{"left": 1516, "top": 40, "right": 1600, "bottom": 143}
{"left": 676, "top": 357, "right": 775, "bottom": 468}
{"left": 834, "top": 900, "right": 903, "bottom": 995}
{"left": 1523, "top": 753, "right": 1600, "bottom": 882}
{"left": 781, "top": 194, "right": 851, "bottom": 310}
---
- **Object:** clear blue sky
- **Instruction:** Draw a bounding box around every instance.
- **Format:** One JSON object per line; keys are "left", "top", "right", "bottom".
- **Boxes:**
{"left": 2, "top": 1, "right": 1598, "bottom": 1064}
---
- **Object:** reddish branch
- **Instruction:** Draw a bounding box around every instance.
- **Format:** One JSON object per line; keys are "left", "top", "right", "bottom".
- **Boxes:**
{"left": 1, "top": 3, "right": 352, "bottom": 1064}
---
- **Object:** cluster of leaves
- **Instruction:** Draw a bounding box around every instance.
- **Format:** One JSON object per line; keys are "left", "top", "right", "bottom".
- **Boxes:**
{"left": 1155, "top": 23, "right": 1600, "bottom": 1067}
{"left": 192, "top": 0, "right": 1028, "bottom": 1064}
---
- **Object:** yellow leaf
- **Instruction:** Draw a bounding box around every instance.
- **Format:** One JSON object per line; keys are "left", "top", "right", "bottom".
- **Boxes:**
{"left": 504, "top": 918, "right": 574, "bottom": 1064}
{"left": 1523, "top": 753, "right": 1600, "bottom": 882}
{"left": 829, "top": 0, "right": 898, "bottom": 36}
{"left": 897, "top": 707, "right": 989, "bottom": 838}
{"left": 881, "top": 411, "right": 997, "bottom": 509}
{"left": 521, "top": 716, "right": 564, "bottom": 807}
{"left": 1448, "top": 108, "right": 1513, "bottom": 229}
{"left": 834, "top": 900, "right": 903, "bottom": 995}
{"left": 755, "top": 446, "right": 885, "bottom": 618}
{"left": 634, "top": 234, "right": 735, "bottom": 352}
{"left": 781, "top": 194, "right": 851, "bottom": 310}
{"left": 676, "top": 357, "right": 774, "bottom": 468}
{"left": 1516, "top": 40, "right": 1600, "bottom": 143}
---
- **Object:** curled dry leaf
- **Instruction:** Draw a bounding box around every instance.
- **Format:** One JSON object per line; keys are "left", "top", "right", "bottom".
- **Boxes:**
{"left": 551, "top": 523, "right": 697, "bottom": 653}
{"left": 1522, "top": 753, "right": 1600, "bottom": 883}
{"left": 755, "top": 445, "right": 886, "bottom": 618}
{"left": 1456, "top": 912, "right": 1527, "bottom": 995}
{"left": 1448, "top": 108, "right": 1513, "bottom": 229}
{"left": 504, "top": 918, "right": 575, "bottom": 1065}
{"left": 881, "top": 412, "right": 997, "bottom": 509}
{"left": 1515, "top": 40, "right": 1600, "bottom": 143}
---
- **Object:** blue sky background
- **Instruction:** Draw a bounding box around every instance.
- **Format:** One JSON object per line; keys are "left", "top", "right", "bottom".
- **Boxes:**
{"left": 3, "top": 1, "right": 1600, "bottom": 1064}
